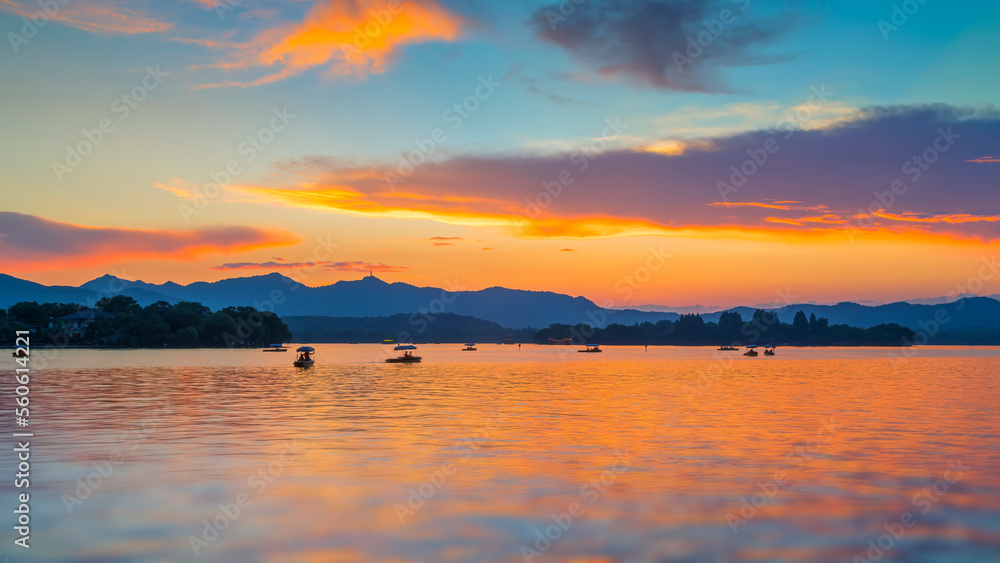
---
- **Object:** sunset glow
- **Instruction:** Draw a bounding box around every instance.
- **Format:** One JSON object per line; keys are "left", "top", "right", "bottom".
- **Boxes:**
{"left": 2, "top": 0, "right": 999, "bottom": 306}
{"left": 6, "top": 4, "right": 1000, "bottom": 562}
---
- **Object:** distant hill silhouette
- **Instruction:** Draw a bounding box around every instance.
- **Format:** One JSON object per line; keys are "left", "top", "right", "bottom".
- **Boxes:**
{"left": 700, "top": 298, "right": 1000, "bottom": 332}
{"left": 1, "top": 273, "right": 676, "bottom": 328}
{"left": 284, "top": 313, "right": 532, "bottom": 344}
{"left": 3, "top": 272, "right": 1000, "bottom": 332}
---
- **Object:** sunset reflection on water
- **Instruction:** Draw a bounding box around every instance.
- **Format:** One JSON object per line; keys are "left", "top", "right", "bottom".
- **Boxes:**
{"left": 5, "top": 345, "right": 1000, "bottom": 562}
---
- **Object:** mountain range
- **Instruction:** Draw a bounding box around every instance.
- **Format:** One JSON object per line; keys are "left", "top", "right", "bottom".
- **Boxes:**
{"left": 3, "top": 272, "right": 1000, "bottom": 333}
{"left": 0, "top": 272, "right": 674, "bottom": 328}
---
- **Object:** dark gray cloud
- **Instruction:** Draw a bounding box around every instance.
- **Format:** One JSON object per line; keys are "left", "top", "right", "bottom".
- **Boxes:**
{"left": 0, "top": 212, "right": 297, "bottom": 270}
{"left": 248, "top": 104, "right": 1000, "bottom": 241}
{"left": 528, "top": 0, "right": 810, "bottom": 92}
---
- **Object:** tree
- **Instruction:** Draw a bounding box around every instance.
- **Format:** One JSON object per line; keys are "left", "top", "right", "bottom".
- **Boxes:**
{"left": 97, "top": 295, "right": 140, "bottom": 315}
{"left": 792, "top": 310, "right": 809, "bottom": 343}
{"left": 260, "top": 311, "right": 292, "bottom": 344}
{"left": 87, "top": 315, "right": 119, "bottom": 345}
{"left": 718, "top": 311, "right": 744, "bottom": 344}
{"left": 748, "top": 309, "right": 780, "bottom": 340}
{"left": 162, "top": 301, "right": 210, "bottom": 333}
{"left": 113, "top": 309, "right": 148, "bottom": 347}
{"left": 0, "top": 308, "right": 10, "bottom": 343}
{"left": 199, "top": 312, "right": 238, "bottom": 346}
{"left": 813, "top": 317, "right": 829, "bottom": 341}
{"left": 42, "top": 302, "right": 78, "bottom": 319}
{"left": 7, "top": 301, "right": 46, "bottom": 325}
{"left": 673, "top": 314, "right": 707, "bottom": 343}
{"left": 136, "top": 311, "right": 170, "bottom": 347}
{"left": 175, "top": 326, "right": 198, "bottom": 347}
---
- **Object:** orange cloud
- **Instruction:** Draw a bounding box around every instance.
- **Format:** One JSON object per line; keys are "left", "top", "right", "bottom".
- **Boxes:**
{"left": 231, "top": 182, "right": 677, "bottom": 239}
{"left": 222, "top": 171, "right": 1000, "bottom": 245}
{"left": 0, "top": 0, "right": 170, "bottom": 35}
{"left": 196, "top": 0, "right": 464, "bottom": 88}
{"left": 766, "top": 217, "right": 804, "bottom": 226}
{"left": 874, "top": 211, "right": 1000, "bottom": 224}
{"left": 710, "top": 201, "right": 794, "bottom": 211}
{"left": 966, "top": 156, "right": 1000, "bottom": 163}
{"left": 639, "top": 139, "right": 714, "bottom": 156}
{"left": 799, "top": 214, "right": 849, "bottom": 225}
{"left": 212, "top": 103, "right": 1000, "bottom": 245}
{"left": 154, "top": 178, "right": 257, "bottom": 205}
{"left": 709, "top": 201, "right": 828, "bottom": 211}
{"left": 155, "top": 178, "right": 204, "bottom": 199}
{"left": 229, "top": 182, "right": 877, "bottom": 242}
{"left": 0, "top": 212, "right": 298, "bottom": 272}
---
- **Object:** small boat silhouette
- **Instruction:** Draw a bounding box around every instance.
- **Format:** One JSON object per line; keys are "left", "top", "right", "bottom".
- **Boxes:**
{"left": 294, "top": 346, "right": 315, "bottom": 367}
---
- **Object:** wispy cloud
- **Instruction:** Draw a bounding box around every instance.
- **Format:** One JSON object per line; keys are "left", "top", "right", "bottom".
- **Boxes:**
{"left": 709, "top": 201, "right": 794, "bottom": 211}
{"left": 211, "top": 260, "right": 407, "bottom": 272}
{"left": 426, "top": 236, "right": 462, "bottom": 246}
{"left": 874, "top": 211, "right": 1000, "bottom": 224}
{"left": 709, "top": 201, "right": 828, "bottom": 211}
{"left": 0, "top": 0, "right": 171, "bottom": 35}
{"left": 640, "top": 99, "right": 864, "bottom": 142}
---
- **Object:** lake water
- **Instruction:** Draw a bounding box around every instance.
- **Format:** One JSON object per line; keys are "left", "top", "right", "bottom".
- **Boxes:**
{"left": 2, "top": 345, "right": 999, "bottom": 562}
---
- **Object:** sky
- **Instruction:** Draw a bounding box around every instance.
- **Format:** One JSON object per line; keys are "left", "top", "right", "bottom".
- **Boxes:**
{"left": 0, "top": 0, "right": 998, "bottom": 308}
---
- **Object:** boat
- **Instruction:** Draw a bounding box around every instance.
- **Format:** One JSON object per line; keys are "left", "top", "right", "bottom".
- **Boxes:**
{"left": 547, "top": 338, "right": 573, "bottom": 345}
{"left": 744, "top": 345, "right": 758, "bottom": 357}
{"left": 388, "top": 344, "right": 421, "bottom": 363}
{"left": 504, "top": 334, "right": 515, "bottom": 345}
{"left": 579, "top": 344, "right": 602, "bottom": 353}
{"left": 462, "top": 342, "right": 477, "bottom": 351}
{"left": 263, "top": 343, "right": 287, "bottom": 352}
{"left": 718, "top": 345, "right": 739, "bottom": 351}
{"left": 293, "top": 346, "right": 315, "bottom": 367}
{"left": 764, "top": 345, "right": 776, "bottom": 356}
{"left": 386, "top": 356, "right": 422, "bottom": 363}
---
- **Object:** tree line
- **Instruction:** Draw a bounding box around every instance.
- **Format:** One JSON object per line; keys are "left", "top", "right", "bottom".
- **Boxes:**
{"left": 533, "top": 309, "right": 916, "bottom": 346}
{"left": 0, "top": 295, "right": 291, "bottom": 348}
{"left": 285, "top": 313, "right": 535, "bottom": 344}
